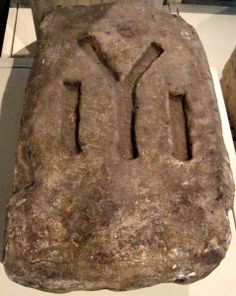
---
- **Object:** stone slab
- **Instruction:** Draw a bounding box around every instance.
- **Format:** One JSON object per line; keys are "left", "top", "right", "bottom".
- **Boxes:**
{"left": 221, "top": 47, "right": 236, "bottom": 136}
{"left": 0, "top": 58, "right": 235, "bottom": 294}
{"left": 3, "top": 2, "right": 234, "bottom": 293}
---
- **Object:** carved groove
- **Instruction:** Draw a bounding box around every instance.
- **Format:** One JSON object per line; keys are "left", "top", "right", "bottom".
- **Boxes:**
{"left": 78, "top": 35, "right": 120, "bottom": 81}
{"left": 169, "top": 93, "right": 192, "bottom": 161}
{"left": 64, "top": 81, "right": 82, "bottom": 154}
{"left": 128, "top": 42, "right": 164, "bottom": 159}
{"left": 79, "top": 36, "right": 164, "bottom": 159}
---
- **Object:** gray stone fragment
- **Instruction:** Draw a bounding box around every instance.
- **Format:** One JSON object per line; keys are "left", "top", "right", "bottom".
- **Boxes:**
{"left": 221, "top": 47, "right": 236, "bottom": 135}
{"left": 4, "top": 1, "right": 234, "bottom": 293}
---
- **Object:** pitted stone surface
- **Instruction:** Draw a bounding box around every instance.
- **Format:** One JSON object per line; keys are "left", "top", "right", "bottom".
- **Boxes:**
{"left": 4, "top": 1, "right": 234, "bottom": 293}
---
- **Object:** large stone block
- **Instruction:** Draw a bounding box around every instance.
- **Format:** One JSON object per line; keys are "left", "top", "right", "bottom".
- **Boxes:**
{"left": 4, "top": 1, "right": 234, "bottom": 293}
{"left": 221, "top": 47, "right": 236, "bottom": 134}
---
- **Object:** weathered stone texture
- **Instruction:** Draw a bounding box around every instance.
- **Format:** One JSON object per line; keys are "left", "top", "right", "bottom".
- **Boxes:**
{"left": 4, "top": 1, "right": 234, "bottom": 293}
{"left": 221, "top": 47, "right": 236, "bottom": 134}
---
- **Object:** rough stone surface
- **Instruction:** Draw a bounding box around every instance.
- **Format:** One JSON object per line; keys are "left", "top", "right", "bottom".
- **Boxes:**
{"left": 30, "top": 0, "right": 136, "bottom": 35}
{"left": 30, "top": 0, "right": 92, "bottom": 35}
{"left": 221, "top": 47, "right": 236, "bottom": 135}
{"left": 4, "top": 1, "right": 234, "bottom": 293}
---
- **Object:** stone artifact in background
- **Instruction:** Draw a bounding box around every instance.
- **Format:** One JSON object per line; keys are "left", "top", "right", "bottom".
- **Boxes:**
{"left": 3, "top": 0, "right": 234, "bottom": 293}
{"left": 221, "top": 46, "right": 236, "bottom": 136}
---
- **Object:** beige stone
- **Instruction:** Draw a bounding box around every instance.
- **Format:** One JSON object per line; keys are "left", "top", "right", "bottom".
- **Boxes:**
{"left": 221, "top": 47, "right": 236, "bottom": 134}
{"left": 3, "top": 1, "right": 234, "bottom": 293}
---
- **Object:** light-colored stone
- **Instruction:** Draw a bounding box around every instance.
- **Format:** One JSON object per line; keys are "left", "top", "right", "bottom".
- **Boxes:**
{"left": 221, "top": 47, "right": 236, "bottom": 134}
